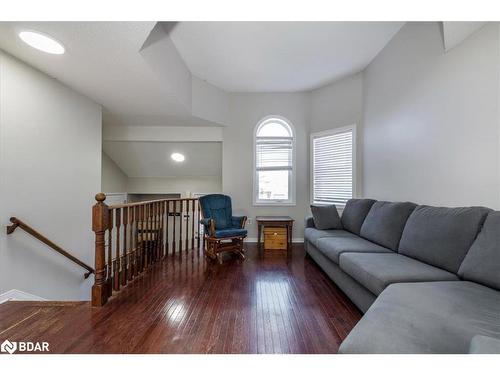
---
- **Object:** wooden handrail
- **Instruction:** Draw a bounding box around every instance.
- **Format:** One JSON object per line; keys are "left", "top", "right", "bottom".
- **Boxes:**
{"left": 108, "top": 197, "right": 198, "bottom": 210}
{"left": 6, "top": 217, "right": 95, "bottom": 279}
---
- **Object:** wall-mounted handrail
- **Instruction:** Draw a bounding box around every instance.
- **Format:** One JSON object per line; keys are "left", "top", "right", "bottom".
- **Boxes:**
{"left": 6, "top": 217, "right": 95, "bottom": 279}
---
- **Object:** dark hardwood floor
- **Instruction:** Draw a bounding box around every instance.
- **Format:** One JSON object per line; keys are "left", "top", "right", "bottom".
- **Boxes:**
{"left": 0, "top": 243, "right": 361, "bottom": 354}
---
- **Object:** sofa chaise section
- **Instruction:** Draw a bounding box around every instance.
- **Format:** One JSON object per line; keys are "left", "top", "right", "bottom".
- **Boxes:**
{"left": 338, "top": 281, "right": 500, "bottom": 353}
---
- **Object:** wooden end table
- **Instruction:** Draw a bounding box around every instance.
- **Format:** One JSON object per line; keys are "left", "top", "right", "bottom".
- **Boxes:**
{"left": 256, "top": 216, "right": 294, "bottom": 252}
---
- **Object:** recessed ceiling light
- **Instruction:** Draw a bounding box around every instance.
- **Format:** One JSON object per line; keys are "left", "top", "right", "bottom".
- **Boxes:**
{"left": 18, "top": 31, "right": 65, "bottom": 55}
{"left": 171, "top": 153, "right": 185, "bottom": 162}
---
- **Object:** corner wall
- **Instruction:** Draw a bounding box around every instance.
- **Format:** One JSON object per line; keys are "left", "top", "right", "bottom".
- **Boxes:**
{"left": 102, "top": 152, "right": 128, "bottom": 193}
{"left": 0, "top": 51, "right": 102, "bottom": 300}
{"left": 309, "top": 73, "right": 364, "bottom": 197}
{"left": 363, "top": 22, "right": 500, "bottom": 208}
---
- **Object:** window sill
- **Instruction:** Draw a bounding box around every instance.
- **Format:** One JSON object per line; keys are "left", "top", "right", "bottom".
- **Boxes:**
{"left": 253, "top": 201, "right": 296, "bottom": 207}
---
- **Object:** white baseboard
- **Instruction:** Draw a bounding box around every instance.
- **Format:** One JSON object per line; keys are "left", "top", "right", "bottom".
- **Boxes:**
{"left": 0, "top": 289, "right": 47, "bottom": 304}
{"left": 246, "top": 237, "right": 304, "bottom": 243}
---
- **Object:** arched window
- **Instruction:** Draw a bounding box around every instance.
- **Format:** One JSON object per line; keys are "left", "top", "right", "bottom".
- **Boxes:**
{"left": 254, "top": 116, "right": 295, "bottom": 205}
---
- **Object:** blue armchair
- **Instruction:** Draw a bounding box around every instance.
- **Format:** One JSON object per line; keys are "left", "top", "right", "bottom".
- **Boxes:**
{"left": 199, "top": 194, "right": 247, "bottom": 262}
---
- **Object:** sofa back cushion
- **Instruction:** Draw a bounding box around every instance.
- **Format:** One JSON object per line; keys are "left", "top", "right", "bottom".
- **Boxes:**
{"left": 398, "top": 205, "right": 490, "bottom": 273}
{"left": 360, "top": 201, "right": 417, "bottom": 250}
{"left": 458, "top": 211, "right": 500, "bottom": 290}
{"left": 341, "top": 199, "right": 377, "bottom": 235}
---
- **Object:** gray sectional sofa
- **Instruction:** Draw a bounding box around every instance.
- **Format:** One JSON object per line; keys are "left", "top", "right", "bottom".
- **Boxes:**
{"left": 304, "top": 199, "right": 500, "bottom": 354}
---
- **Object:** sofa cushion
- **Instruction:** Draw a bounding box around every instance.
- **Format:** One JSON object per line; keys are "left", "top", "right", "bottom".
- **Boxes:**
{"left": 310, "top": 205, "right": 342, "bottom": 230}
{"left": 214, "top": 228, "right": 248, "bottom": 238}
{"left": 360, "top": 201, "right": 416, "bottom": 250}
{"left": 316, "top": 236, "right": 392, "bottom": 265}
{"left": 459, "top": 211, "right": 500, "bottom": 290}
{"left": 339, "top": 281, "right": 500, "bottom": 353}
{"left": 339, "top": 253, "right": 458, "bottom": 295}
{"left": 304, "top": 228, "right": 357, "bottom": 247}
{"left": 398, "top": 205, "right": 490, "bottom": 273}
{"left": 341, "top": 199, "right": 377, "bottom": 235}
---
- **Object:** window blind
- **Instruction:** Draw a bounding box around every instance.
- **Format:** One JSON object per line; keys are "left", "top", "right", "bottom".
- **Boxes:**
{"left": 256, "top": 138, "right": 293, "bottom": 170}
{"left": 312, "top": 130, "right": 353, "bottom": 205}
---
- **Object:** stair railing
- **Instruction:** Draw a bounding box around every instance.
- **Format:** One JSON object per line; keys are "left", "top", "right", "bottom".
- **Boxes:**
{"left": 91, "top": 193, "right": 202, "bottom": 307}
{"left": 6, "top": 217, "right": 95, "bottom": 279}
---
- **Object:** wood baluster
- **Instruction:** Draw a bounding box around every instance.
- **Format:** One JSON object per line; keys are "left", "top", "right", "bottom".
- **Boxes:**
{"left": 107, "top": 212, "right": 114, "bottom": 297}
{"left": 154, "top": 202, "right": 159, "bottom": 261}
{"left": 152, "top": 202, "right": 156, "bottom": 262}
{"left": 151, "top": 202, "right": 155, "bottom": 262}
{"left": 144, "top": 203, "right": 149, "bottom": 268}
{"left": 133, "top": 206, "right": 139, "bottom": 277}
{"left": 114, "top": 208, "right": 121, "bottom": 291}
{"left": 138, "top": 205, "right": 144, "bottom": 273}
{"left": 166, "top": 201, "right": 170, "bottom": 256}
{"left": 92, "top": 193, "right": 109, "bottom": 307}
{"left": 149, "top": 202, "right": 153, "bottom": 264}
{"left": 155, "top": 202, "right": 161, "bottom": 262}
{"left": 128, "top": 206, "right": 134, "bottom": 281}
{"left": 198, "top": 202, "right": 202, "bottom": 249}
{"left": 172, "top": 200, "right": 177, "bottom": 253}
{"left": 179, "top": 200, "right": 183, "bottom": 252}
{"left": 144, "top": 203, "right": 148, "bottom": 267}
{"left": 185, "top": 200, "right": 189, "bottom": 250}
{"left": 161, "top": 201, "right": 166, "bottom": 258}
{"left": 191, "top": 199, "right": 195, "bottom": 250}
{"left": 152, "top": 202, "right": 156, "bottom": 261}
{"left": 122, "top": 207, "right": 128, "bottom": 286}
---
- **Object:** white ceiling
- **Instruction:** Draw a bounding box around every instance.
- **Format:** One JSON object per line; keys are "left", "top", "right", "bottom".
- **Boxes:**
{"left": 169, "top": 22, "right": 404, "bottom": 92}
{"left": 0, "top": 21, "right": 209, "bottom": 127}
{"left": 103, "top": 141, "right": 222, "bottom": 178}
{"left": 0, "top": 21, "right": 405, "bottom": 127}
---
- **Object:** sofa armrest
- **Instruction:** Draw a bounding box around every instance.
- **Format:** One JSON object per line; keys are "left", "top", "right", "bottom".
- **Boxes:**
{"left": 232, "top": 216, "right": 247, "bottom": 229}
{"left": 469, "top": 335, "right": 500, "bottom": 354}
{"left": 305, "top": 216, "right": 315, "bottom": 229}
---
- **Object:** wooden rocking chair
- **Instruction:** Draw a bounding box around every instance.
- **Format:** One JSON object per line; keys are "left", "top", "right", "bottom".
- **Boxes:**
{"left": 199, "top": 194, "right": 247, "bottom": 263}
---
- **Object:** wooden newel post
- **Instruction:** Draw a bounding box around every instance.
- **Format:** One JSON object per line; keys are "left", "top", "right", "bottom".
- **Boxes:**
{"left": 92, "top": 192, "right": 109, "bottom": 307}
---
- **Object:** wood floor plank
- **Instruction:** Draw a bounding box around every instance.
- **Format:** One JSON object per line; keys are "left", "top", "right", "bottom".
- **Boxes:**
{"left": 0, "top": 243, "right": 361, "bottom": 354}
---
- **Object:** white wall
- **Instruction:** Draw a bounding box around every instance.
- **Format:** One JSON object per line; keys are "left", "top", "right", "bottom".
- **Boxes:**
{"left": 101, "top": 152, "right": 128, "bottom": 193}
{"left": 127, "top": 176, "right": 222, "bottom": 196}
{"left": 309, "top": 73, "right": 364, "bottom": 196}
{"left": 363, "top": 22, "right": 500, "bottom": 208}
{"left": 224, "top": 93, "right": 310, "bottom": 240}
{"left": 0, "top": 51, "right": 102, "bottom": 300}
{"left": 309, "top": 73, "right": 363, "bottom": 133}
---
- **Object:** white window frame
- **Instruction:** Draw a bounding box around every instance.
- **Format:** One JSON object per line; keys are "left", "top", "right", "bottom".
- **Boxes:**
{"left": 310, "top": 124, "right": 357, "bottom": 208}
{"left": 253, "top": 115, "right": 296, "bottom": 206}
